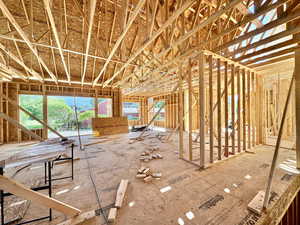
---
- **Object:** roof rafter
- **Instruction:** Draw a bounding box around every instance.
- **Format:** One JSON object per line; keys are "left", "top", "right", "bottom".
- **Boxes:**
{"left": 92, "top": 0, "right": 146, "bottom": 86}
{"left": 81, "top": 0, "right": 97, "bottom": 85}
{"left": 43, "top": 0, "right": 70, "bottom": 82}
{"left": 0, "top": 0, "right": 58, "bottom": 83}
{"left": 117, "top": 0, "right": 245, "bottom": 87}
{"left": 102, "top": 0, "right": 199, "bottom": 87}
{"left": 0, "top": 42, "right": 43, "bottom": 81}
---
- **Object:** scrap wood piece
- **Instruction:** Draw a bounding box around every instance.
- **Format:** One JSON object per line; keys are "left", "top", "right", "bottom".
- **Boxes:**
{"left": 248, "top": 190, "right": 265, "bottom": 215}
{"left": 56, "top": 210, "right": 96, "bottom": 225}
{"left": 108, "top": 207, "right": 117, "bottom": 223}
{"left": 115, "top": 179, "right": 129, "bottom": 208}
{"left": 0, "top": 175, "right": 81, "bottom": 216}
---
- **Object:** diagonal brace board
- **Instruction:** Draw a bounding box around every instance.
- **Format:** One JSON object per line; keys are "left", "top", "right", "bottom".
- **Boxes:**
{"left": 0, "top": 112, "right": 42, "bottom": 141}
{"left": 0, "top": 93, "right": 65, "bottom": 139}
{"left": 0, "top": 175, "right": 81, "bottom": 216}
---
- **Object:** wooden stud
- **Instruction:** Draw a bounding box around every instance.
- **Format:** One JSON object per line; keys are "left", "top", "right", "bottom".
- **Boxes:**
{"left": 243, "top": 69, "right": 246, "bottom": 151}
{"left": 224, "top": 61, "right": 229, "bottom": 157}
{"left": 208, "top": 55, "right": 214, "bottom": 163}
{"left": 217, "top": 58, "right": 222, "bottom": 160}
{"left": 231, "top": 64, "right": 235, "bottom": 154}
{"left": 237, "top": 67, "right": 241, "bottom": 153}
{"left": 188, "top": 59, "right": 193, "bottom": 161}
{"left": 247, "top": 70, "right": 251, "bottom": 150}
{"left": 295, "top": 40, "right": 300, "bottom": 168}
{"left": 179, "top": 67, "right": 184, "bottom": 159}
{"left": 199, "top": 52, "right": 205, "bottom": 168}
{"left": 252, "top": 72, "right": 256, "bottom": 147}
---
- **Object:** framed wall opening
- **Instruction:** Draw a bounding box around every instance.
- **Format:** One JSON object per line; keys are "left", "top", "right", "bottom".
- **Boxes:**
{"left": 47, "top": 96, "right": 95, "bottom": 138}
{"left": 19, "top": 94, "right": 43, "bottom": 130}
{"left": 97, "top": 98, "right": 112, "bottom": 118}
{"left": 154, "top": 101, "right": 165, "bottom": 121}
{"left": 123, "top": 102, "right": 140, "bottom": 121}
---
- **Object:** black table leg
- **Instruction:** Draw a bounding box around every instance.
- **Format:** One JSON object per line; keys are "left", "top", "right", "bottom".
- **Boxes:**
{"left": 48, "top": 161, "right": 52, "bottom": 221}
{"left": 71, "top": 144, "right": 74, "bottom": 180}
{"left": 44, "top": 162, "right": 47, "bottom": 184}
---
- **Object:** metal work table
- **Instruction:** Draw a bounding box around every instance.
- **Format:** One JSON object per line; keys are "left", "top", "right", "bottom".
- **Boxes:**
{"left": 0, "top": 139, "right": 75, "bottom": 225}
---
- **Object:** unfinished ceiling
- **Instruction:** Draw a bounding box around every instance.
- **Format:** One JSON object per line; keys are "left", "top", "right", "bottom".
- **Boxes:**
{"left": 0, "top": 0, "right": 299, "bottom": 96}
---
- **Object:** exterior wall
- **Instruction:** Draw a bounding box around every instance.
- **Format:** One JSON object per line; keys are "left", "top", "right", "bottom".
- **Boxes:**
{"left": 0, "top": 82, "right": 122, "bottom": 143}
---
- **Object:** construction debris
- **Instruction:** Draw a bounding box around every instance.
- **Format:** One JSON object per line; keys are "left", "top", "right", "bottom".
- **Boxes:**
{"left": 143, "top": 176, "right": 153, "bottom": 183}
{"left": 115, "top": 180, "right": 129, "bottom": 208}
{"left": 139, "top": 146, "right": 163, "bottom": 162}
{"left": 136, "top": 167, "right": 162, "bottom": 183}
{"left": 108, "top": 207, "right": 117, "bottom": 223}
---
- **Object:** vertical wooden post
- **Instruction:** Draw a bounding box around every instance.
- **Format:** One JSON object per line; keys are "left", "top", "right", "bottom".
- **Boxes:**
{"left": 43, "top": 85, "right": 48, "bottom": 140}
{"left": 237, "top": 67, "right": 241, "bottom": 153}
{"left": 208, "top": 55, "right": 214, "bottom": 163}
{"left": 256, "top": 74, "right": 264, "bottom": 145}
{"left": 247, "top": 70, "right": 251, "bottom": 150}
{"left": 295, "top": 43, "right": 300, "bottom": 168}
{"left": 231, "top": 64, "right": 235, "bottom": 154}
{"left": 217, "top": 58, "right": 222, "bottom": 160}
{"left": 242, "top": 69, "right": 247, "bottom": 151}
{"left": 224, "top": 62, "right": 229, "bottom": 157}
{"left": 188, "top": 59, "right": 193, "bottom": 161}
{"left": 199, "top": 52, "right": 205, "bottom": 168}
{"left": 252, "top": 72, "right": 256, "bottom": 147}
{"left": 179, "top": 67, "right": 184, "bottom": 159}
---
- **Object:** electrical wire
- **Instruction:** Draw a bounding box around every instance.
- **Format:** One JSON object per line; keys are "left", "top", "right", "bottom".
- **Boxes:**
{"left": 72, "top": 97, "right": 108, "bottom": 225}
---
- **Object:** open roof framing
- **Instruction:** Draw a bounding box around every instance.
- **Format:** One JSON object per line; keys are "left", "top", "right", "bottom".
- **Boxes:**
{"left": 0, "top": 0, "right": 298, "bottom": 95}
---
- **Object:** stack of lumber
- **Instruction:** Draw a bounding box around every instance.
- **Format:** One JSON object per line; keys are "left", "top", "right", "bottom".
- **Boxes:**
{"left": 92, "top": 117, "right": 128, "bottom": 136}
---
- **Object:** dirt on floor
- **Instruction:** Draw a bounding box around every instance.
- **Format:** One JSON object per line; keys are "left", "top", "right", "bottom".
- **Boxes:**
{"left": 2, "top": 131, "right": 299, "bottom": 225}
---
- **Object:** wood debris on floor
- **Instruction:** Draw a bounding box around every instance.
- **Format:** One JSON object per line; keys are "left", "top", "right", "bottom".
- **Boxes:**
{"left": 136, "top": 167, "right": 162, "bottom": 183}
{"left": 139, "top": 146, "right": 163, "bottom": 162}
